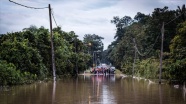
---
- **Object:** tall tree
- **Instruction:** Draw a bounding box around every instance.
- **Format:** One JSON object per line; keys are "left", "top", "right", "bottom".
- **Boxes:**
{"left": 167, "top": 21, "right": 186, "bottom": 82}
{"left": 111, "top": 16, "right": 133, "bottom": 43}
{"left": 145, "top": 6, "right": 177, "bottom": 52}
{"left": 83, "top": 34, "right": 104, "bottom": 66}
{"left": 177, "top": 4, "right": 186, "bottom": 21}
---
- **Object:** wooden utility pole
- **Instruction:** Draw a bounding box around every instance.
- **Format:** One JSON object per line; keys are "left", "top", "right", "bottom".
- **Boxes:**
{"left": 49, "top": 4, "right": 56, "bottom": 81}
{"left": 159, "top": 22, "right": 164, "bottom": 84}
{"left": 75, "top": 37, "right": 78, "bottom": 75}
{"left": 132, "top": 38, "right": 137, "bottom": 77}
{"left": 93, "top": 52, "right": 94, "bottom": 68}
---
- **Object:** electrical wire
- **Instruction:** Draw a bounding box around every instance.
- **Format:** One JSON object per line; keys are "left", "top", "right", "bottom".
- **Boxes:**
{"left": 51, "top": 9, "right": 58, "bottom": 27}
{"left": 9, "top": 0, "right": 59, "bottom": 27}
{"left": 9, "top": 0, "right": 48, "bottom": 9}
{"left": 133, "top": 34, "right": 160, "bottom": 57}
{"left": 133, "top": 11, "right": 185, "bottom": 56}
{"left": 165, "top": 12, "right": 185, "bottom": 26}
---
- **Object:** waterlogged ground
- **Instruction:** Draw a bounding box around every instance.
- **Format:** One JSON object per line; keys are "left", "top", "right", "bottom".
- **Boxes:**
{"left": 0, "top": 75, "right": 186, "bottom": 104}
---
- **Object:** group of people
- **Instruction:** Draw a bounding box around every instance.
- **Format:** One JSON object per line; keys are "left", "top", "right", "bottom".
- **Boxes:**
{"left": 90, "top": 66, "right": 115, "bottom": 74}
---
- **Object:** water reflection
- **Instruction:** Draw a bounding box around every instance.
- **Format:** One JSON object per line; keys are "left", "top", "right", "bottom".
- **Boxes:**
{"left": 89, "top": 75, "right": 116, "bottom": 104}
{"left": 0, "top": 81, "right": 55, "bottom": 104}
{"left": 0, "top": 75, "right": 186, "bottom": 104}
{"left": 52, "top": 81, "right": 56, "bottom": 104}
{"left": 183, "top": 82, "right": 186, "bottom": 101}
{"left": 159, "top": 85, "right": 162, "bottom": 104}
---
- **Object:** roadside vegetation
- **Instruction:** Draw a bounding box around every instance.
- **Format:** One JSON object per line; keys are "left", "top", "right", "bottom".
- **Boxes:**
{"left": 0, "top": 4, "right": 185, "bottom": 85}
{"left": 0, "top": 26, "right": 104, "bottom": 85}
{"left": 105, "top": 4, "right": 186, "bottom": 83}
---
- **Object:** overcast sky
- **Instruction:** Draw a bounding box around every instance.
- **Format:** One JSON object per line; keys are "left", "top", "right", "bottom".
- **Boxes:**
{"left": 0, "top": 0, "right": 185, "bottom": 50}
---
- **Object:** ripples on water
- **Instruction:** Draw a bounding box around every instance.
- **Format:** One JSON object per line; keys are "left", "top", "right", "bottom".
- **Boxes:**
{"left": 0, "top": 75, "right": 185, "bottom": 104}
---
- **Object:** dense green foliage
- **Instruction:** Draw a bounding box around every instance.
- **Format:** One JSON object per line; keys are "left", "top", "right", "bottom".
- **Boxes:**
{"left": 0, "top": 26, "right": 104, "bottom": 85}
{"left": 106, "top": 4, "right": 186, "bottom": 83}
{"left": 83, "top": 34, "right": 104, "bottom": 67}
{"left": 0, "top": 60, "right": 38, "bottom": 85}
{"left": 0, "top": 4, "right": 185, "bottom": 85}
{"left": 165, "top": 21, "right": 186, "bottom": 82}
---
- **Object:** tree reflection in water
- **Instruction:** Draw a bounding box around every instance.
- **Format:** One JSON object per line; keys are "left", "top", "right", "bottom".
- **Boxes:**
{"left": 52, "top": 81, "right": 56, "bottom": 104}
{"left": 183, "top": 82, "right": 186, "bottom": 101}
{"left": 89, "top": 75, "right": 116, "bottom": 104}
{"left": 159, "top": 85, "right": 162, "bottom": 104}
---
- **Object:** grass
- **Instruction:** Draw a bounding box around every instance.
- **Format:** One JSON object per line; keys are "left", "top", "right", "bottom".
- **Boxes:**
{"left": 115, "top": 69, "right": 123, "bottom": 74}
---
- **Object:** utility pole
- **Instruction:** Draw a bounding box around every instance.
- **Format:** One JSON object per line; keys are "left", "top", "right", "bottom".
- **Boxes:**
{"left": 159, "top": 22, "right": 164, "bottom": 84}
{"left": 49, "top": 4, "right": 56, "bottom": 81}
{"left": 93, "top": 52, "right": 94, "bottom": 68}
{"left": 132, "top": 38, "right": 137, "bottom": 77}
{"left": 95, "top": 52, "right": 97, "bottom": 67}
{"left": 75, "top": 37, "right": 78, "bottom": 75}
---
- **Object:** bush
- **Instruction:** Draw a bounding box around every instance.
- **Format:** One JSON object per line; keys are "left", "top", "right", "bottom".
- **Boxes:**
{"left": 0, "top": 60, "right": 38, "bottom": 85}
{"left": 165, "top": 59, "right": 186, "bottom": 83}
{"left": 0, "top": 60, "right": 21, "bottom": 85}
{"left": 136, "top": 58, "right": 159, "bottom": 79}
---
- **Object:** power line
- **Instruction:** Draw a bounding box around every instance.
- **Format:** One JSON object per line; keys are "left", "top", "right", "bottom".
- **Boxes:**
{"left": 51, "top": 9, "right": 58, "bottom": 27}
{"left": 165, "top": 12, "right": 185, "bottom": 26}
{"left": 9, "top": 0, "right": 48, "bottom": 9}
{"left": 133, "top": 34, "right": 160, "bottom": 57}
{"left": 9, "top": 0, "right": 59, "bottom": 27}
{"left": 133, "top": 11, "right": 184, "bottom": 56}
{"left": 9, "top": 1, "right": 57, "bottom": 80}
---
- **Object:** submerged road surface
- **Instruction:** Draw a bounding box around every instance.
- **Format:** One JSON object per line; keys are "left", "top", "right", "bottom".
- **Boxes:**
{"left": 0, "top": 75, "right": 186, "bottom": 104}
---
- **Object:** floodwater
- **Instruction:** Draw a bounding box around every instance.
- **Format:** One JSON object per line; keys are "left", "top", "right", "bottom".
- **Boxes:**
{"left": 0, "top": 75, "right": 186, "bottom": 104}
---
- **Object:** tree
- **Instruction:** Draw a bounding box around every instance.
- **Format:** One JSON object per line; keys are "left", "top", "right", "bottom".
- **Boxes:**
{"left": 111, "top": 16, "right": 133, "bottom": 42}
{"left": 83, "top": 34, "right": 104, "bottom": 67}
{"left": 134, "top": 12, "right": 150, "bottom": 24}
{"left": 23, "top": 26, "right": 51, "bottom": 72}
{"left": 177, "top": 4, "right": 186, "bottom": 21}
{"left": 53, "top": 27, "right": 91, "bottom": 75}
{"left": 145, "top": 6, "right": 177, "bottom": 52}
{"left": 106, "top": 5, "right": 186, "bottom": 81}
{"left": 107, "top": 16, "right": 134, "bottom": 69}
{"left": 0, "top": 31, "right": 48, "bottom": 79}
{"left": 167, "top": 21, "right": 186, "bottom": 82}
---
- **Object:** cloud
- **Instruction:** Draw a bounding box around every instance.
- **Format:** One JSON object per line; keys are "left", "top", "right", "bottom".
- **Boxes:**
{"left": 0, "top": 0, "right": 185, "bottom": 49}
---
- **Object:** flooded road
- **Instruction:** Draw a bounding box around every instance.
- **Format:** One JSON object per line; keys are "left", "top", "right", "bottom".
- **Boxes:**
{"left": 0, "top": 75, "right": 186, "bottom": 104}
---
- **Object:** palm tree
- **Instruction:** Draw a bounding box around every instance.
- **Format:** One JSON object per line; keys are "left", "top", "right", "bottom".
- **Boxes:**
{"left": 177, "top": 4, "right": 186, "bottom": 21}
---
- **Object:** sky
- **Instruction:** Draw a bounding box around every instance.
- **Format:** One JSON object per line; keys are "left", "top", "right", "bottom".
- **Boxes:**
{"left": 0, "top": 0, "right": 185, "bottom": 50}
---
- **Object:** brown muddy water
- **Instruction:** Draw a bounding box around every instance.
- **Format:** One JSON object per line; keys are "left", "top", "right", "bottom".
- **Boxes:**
{"left": 0, "top": 75, "right": 185, "bottom": 104}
